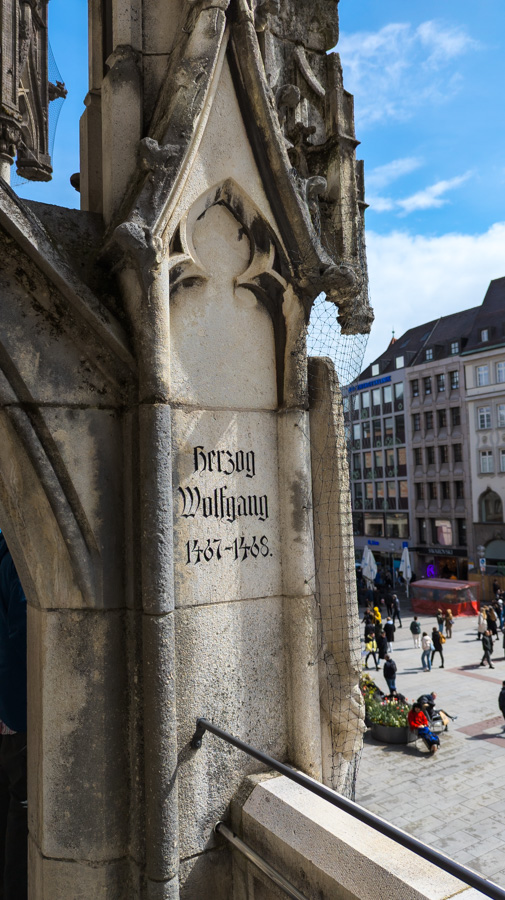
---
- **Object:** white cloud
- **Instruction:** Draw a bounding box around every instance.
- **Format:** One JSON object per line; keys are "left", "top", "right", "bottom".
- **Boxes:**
{"left": 367, "top": 157, "right": 423, "bottom": 191}
{"left": 338, "top": 20, "right": 479, "bottom": 127}
{"left": 397, "top": 172, "right": 472, "bottom": 213}
{"left": 362, "top": 223, "right": 505, "bottom": 368}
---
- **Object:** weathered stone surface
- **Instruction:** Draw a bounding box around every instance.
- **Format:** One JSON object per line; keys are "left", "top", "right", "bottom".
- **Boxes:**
{"left": 179, "top": 847, "right": 232, "bottom": 900}
{"left": 175, "top": 596, "right": 288, "bottom": 859}
{"left": 29, "top": 838, "right": 131, "bottom": 900}
{"left": 28, "top": 607, "right": 129, "bottom": 861}
{"left": 172, "top": 408, "right": 282, "bottom": 606}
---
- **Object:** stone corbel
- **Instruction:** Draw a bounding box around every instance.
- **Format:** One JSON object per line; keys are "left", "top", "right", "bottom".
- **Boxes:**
{"left": 254, "top": 0, "right": 280, "bottom": 32}
{"left": 114, "top": 221, "right": 163, "bottom": 292}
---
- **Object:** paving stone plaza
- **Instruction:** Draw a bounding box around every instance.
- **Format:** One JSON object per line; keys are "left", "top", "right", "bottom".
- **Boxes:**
{"left": 356, "top": 605, "right": 505, "bottom": 888}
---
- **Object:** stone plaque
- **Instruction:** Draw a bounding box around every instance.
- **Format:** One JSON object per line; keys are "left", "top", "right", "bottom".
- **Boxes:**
{"left": 172, "top": 409, "right": 282, "bottom": 606}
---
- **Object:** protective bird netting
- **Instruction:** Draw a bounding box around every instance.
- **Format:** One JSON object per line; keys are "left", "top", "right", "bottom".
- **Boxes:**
{"left": 305, "top": 292, "right": 369, "bottom": 798}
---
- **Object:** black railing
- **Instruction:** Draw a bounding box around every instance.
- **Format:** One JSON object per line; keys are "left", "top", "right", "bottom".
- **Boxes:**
{"left": 191, "top": 718, "right": 505, "bottom": 900}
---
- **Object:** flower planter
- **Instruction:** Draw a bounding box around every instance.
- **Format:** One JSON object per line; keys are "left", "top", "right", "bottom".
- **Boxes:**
{"left": 371, "top": 723, "right": 415, "bottom": 744}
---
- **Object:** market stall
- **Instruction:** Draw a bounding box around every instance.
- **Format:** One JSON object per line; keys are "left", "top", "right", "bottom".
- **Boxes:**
{"left": 410, "top": 579, "right": 479, "bottom": 616}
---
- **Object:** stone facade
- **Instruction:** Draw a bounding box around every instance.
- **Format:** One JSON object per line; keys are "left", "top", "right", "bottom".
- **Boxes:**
{"left": 0, "top": 1, "right": 372, "bottom": 897}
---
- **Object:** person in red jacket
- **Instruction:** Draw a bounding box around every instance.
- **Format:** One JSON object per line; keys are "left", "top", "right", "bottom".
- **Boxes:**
{"left": 408, "top": 703, "right": 440, "bottom": 754}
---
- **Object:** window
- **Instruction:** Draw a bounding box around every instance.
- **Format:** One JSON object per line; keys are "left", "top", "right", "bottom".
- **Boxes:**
{"left": 397, "top": 447, "right": 406, "bottom": 473}
{"left": 501, "top": 449, "right": 505, "bottom": 473}
{"left": 498, "top": 404, "right": 505, "bottom": 427}
{"left": 364, "top": 514, "right": 384, "bottom": 537}
{"left": 353, "top": 424, "right": 361, "bottom": 445}
{"left": 376, "top": 482, "right": 385, "bottom": 503}
{"left": 455, "top": 481, "right": 464, "bottom": 499}
{"left": 395, "top": 415, "right": 405, "bottom": 443}
{"left": 371, "top": 363, "right": 380, "bottom": 376}
{"left": 438, "top": 409, "right": 447, "bottom": 429}
{"left": 411, "top": 379, "right": 419, "bottom": 398}
{"left": 425, "top": 348, "right": 433, "bottom": 361}
{"left": 415, "top": 483, "right": 424, "bottom": 501}
{"left": 373, "top": 419, "right": 382, "bottom": 446}
{"left": 363, "top": 451, "right": 372, "bottom": 476}
{"left": 383, "top": 385, "right": 392, "bottom": 405}
{"left": 372, "top": 388, "right": 381, "bottom": 410}
{"left": 427, "top": 446, "right": 435, "bottom": 465}
{"left": 432, "top": 519, "right": 453, "bottom": 546}
{"left": 374, "top": 450, "right": 383, "bottom": 473}
{"left": 362, "top": 420, "right": 371, "bottom": 444}
{"left": 457, "top": 519, "right": 467, "bottom": 546}
{"left": 351, "top": 393, "right": 359, "bottom": 412}
{"left": 441, "top": 481, "right": 450, "bottom": 500}
{"left": 451, "top": 407, "right": 461, "bottom": 427}
{"left": 453, "top": 443, "right": 462, "bottom": 463}
{"left": 497, "top": 362, "right": 505, "bottom": 383}
{"left": 399, "top": 481, "right": 408, "bottom": 507}
{"left": 354, "top": 483, "right": 363, "bottom": 503}
{"left": 361, "top": 391, "right": 370, "bottom": 416}
{"left": 417, "top": 518, "right": 427, "bottom": 543}
{"left": 450, "top": 370, "right": 459, "bottom": 390}
{"left": 428, "top": 482, "right": 437, "bottom": 500}
{"left": 478, "top": 406, "right": 491, "bottom": 429}
{"left": 414, "top": 448, "right": 422, "bottom": 466}
{"left": 481, "top": 329, "right": 489, "bottom": 342}
{"left": 385, "top": 448, "right": 395, "bottom": 474}
{"left": 450, "top": 341, "right": 459, "bottom": 355}
{"left": 479, "top": 489, "right": 503, "bottom": 523}
{"left": 384, "top": 417, "right": 393, "bottom": 445}
{"left": 394, "top": 382, "right": 404, "bottom": 404}
{"left": 386, "top": 514, "right": 408, "bottom": 539}
{"left": 425, "top": 411, "right": 434, "bottom": 431}
{"left": 439, "top": 445, "right": 448, "bottom": 464}
{"left": 423, "top": 376, "right": 432, "bottom": 395}
{"left": 365, "top": 483, "right": 373, "bottom": 500}
{"left": 386, "top": 481, "right": 396, "bottom": 499}
{"left": 476, "top": 365, "right": 489, "bottom": 387}
{"left": 353, "top": 514, "right": 364, "bottom": 536}
{"left": 437, "top": 374, "right": 445, "bottom": 392}
{"left": 395, "top": 356, "right": 404, "bottom": 369}
{"left": 480, "top": 450, "right": 494, "bottom": 473}
{"left": 352, "top": 453, "right": 361, "bottom": 478}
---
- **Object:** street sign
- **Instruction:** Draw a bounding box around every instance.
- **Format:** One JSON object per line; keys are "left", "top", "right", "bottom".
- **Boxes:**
{"left": 479, "top": 557, "right": 486, "bottom": 574}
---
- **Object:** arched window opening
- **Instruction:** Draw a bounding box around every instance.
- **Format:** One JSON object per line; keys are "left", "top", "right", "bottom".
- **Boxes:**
{"left": 479, "top": 489, "right": 503, "bottom": 524}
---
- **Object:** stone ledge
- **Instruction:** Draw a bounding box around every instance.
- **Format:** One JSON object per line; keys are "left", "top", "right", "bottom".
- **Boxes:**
{"left": 234, "top": 774, "right": 488, "bottom": 900}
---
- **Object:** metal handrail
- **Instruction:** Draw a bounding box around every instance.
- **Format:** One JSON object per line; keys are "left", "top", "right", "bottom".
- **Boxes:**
{"left": 191, "top": 717, "right": 505, "bottom": 900}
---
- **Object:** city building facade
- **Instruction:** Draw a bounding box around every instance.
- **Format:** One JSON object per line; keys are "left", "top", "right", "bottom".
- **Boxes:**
{"left": 350, "top": 278, "right": 505, "bottom": 583}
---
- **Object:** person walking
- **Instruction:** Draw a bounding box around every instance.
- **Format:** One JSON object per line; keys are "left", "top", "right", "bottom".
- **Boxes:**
{"left": 410, "top": 616, "right": 421, "bottom": 648}
{"left": 421, "top": 632, "right": 432, "bottom": 671}
{"left": 364, "top": 636, "right": 379, "bottom": 670}
{"left": 384, "top": 617, "right": 395, "bottom": 653}
{"left": 499, "top": 681, "right": 505, "bottom": 731}
{"left": 477, "top": 607, "right": 487, "bottom": 641}
{"left": 487, "top": 605, "right": 499, "bottom": 641}
{"left": 436, "top": 609, "right": 445, "bottom": 634}
{"left": 431, "top": 627, "right": 445, "bottom": 668}
{"left": 383, "top": 655, "right": 397, "bottom": 694}
{"left": 376, "top": 631, "right": 388, "bottom": 668}
{"left": 392, "top": 594, "right": 402, "bottom": 628}
{"left": 480, "top": 629, "right": 495, "bottom": 669}
{"left": 0, "top": 532, "right": 28, "bottom": 900}
{"left": 444, "top": 609, "right": 454, "bottom": 638}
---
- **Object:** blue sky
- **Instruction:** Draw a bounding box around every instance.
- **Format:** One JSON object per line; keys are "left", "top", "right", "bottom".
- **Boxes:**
{"left": 16, "top": 1, "right": 505, "bottom": 368}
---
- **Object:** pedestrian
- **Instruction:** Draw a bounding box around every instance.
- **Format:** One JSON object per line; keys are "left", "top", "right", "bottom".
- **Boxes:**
{"left": 444, "top": 609, "right": 454, "bottom": 639}
{"left": 392, "top": 594, "right": 402, "bottom": 628}
{"left": 499, "top": 681, "right": 505, "bottom": 731}
{"left": 410, "top": 615, "right": 421, "bottom": 648}
{"left": 408, "top": 702, "right": 440, "bottom": 754}
{"left": 431, "top": 627, "right": 445, "bottom": 668}
{"left": 376, "top": 630, "right": 388, "bottom": 667}
{"left": 436, "top": 609, "right": 444, "bottom": 633}
{"left": 493, "top": 578, "right": 500, "bottom": 597}
{"left": 383, "top": 654, "right": 397, "bottom": 693}
{"left": 480, "top": 629, "right": 495, "bottom": 669}
{"left": 477, "top": 607, "right": 487, "bottom": 641}
{"left": 364, "top": 636, "right": 379, "bottom": 670}
{"left": 373, "top": 605, "right": 381, "bottom": 626}
{"left": 497, "top": 594, "right": 504, "bottom": 630}
{"left": 385, "top": 592, "right": 394, "bottom": 617}
{"left": 0, "top": 532, "right": 28, "bottom": 899}
{"left": 421, "top": 632, "right": 432, "bottom": 671}
{"left": 487, "top": 605, "right": 499, "bottom": 641}
{"left": 384, "top": 617, "right": 395, "bottom": 653}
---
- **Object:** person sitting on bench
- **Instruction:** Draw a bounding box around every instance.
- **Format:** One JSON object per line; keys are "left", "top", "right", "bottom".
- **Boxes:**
{"left": 408, "top": 702, "right": 440, "bottom": 755}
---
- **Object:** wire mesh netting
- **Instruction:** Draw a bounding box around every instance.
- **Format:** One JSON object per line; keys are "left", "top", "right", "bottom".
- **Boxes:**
{"left": 12, "top": 42, "right": 66, "bottom": 188}
{"left": 304, "top": 292, "right": 369, "bottom": 798}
